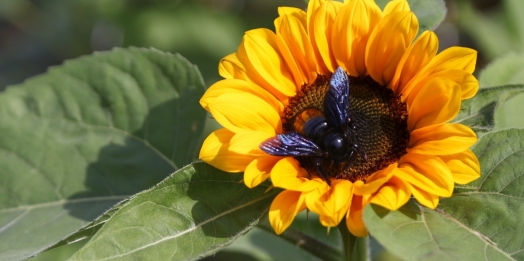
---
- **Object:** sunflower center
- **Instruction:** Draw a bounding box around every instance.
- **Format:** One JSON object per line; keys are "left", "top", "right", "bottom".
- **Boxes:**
{"left": 282, "top": 75, "right": 410, "bottom": 182}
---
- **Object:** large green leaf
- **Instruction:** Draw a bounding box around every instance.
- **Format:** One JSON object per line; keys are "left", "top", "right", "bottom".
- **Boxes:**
{"left": 69, "top": 162, "right": 279, "bottom": 261}
{"left": 452, "top": 84, "right": 524, "bottom": 132}
{"left": 2, "top": 47, "right": 205, "bottom": 167}
{"left": 364, "top": 129, "right": 524, "bottom": 260}
{"left": 0, "top": 48, "right": 206, "bottom": 261}
{"left": 363, "top": 201, "right": 514, "bottom": 261}
{"left": 439, "top": 129, "right": 524, "bottom": 260}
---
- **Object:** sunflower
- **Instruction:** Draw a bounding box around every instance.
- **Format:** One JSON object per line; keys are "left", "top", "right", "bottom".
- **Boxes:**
{"left": 199, "top": 0, "right": 480, "bottom": 237}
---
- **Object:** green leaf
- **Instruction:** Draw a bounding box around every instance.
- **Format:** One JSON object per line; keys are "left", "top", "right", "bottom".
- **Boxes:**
{"left": 0, "top": 48, "right": 206, "bottom": 261}
{"left": 375, "top": 0, "right": 446, "bottom": 34}
{"left": 4, "top": 47, "right": 205, "bottom": 167}
{"left": 452, "top": 84, "right": 524, "bottom": 132}
{"left": 364, "top": 129, "right": 524, "bottom": 260}
{"left": 69, "top": 162, "right": 279, "bottom": 261}
{"left": 477, "top": 52, "right": 524, "bottom": 130}
{"left": 409, "top": 0, "right": 446, "bottom": 33}
{"left": 363, "top": 201, "right": 514, "bottom": 261}
{"left": 438, "top": 129, "right": 524, "bottom": 260}
{"left": 478, "top": 52, "right": 524, "bottom": 87}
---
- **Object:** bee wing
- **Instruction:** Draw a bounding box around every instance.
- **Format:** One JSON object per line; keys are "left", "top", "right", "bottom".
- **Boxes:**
{"left": 259, "top": 132, "right": 323, "bottom": 157}
{"left": 324, "top": 66, "right": 350, "bottom": 129}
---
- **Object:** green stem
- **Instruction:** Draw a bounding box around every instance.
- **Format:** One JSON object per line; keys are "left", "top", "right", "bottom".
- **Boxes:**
{"left": 257, "top": 221, "right": 344, "bottom": 261}
{"left": 337, "top": 221, "right": 369, "bottom": 261}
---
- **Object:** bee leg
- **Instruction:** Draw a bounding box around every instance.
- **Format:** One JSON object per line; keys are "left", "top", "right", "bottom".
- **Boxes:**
{"left": 315, "top": 158, "right": 331, "bottom": 186}
{"left": 343, "top": 150, "right": 357, "bottom": 170}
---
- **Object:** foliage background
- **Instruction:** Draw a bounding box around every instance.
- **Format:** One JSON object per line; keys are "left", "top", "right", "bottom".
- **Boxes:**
{"left": 0, "top": 0, "right": 523, "bottom": 260}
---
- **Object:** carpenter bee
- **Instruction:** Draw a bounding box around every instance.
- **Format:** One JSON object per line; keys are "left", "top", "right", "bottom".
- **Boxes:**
{"left": 259, "top": 67, "right": 366, "bottom": 185}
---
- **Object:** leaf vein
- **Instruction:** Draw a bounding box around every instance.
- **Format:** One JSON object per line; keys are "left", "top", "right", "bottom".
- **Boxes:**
{"left": 93, "top": 193, "right": 275, "bottom": 261}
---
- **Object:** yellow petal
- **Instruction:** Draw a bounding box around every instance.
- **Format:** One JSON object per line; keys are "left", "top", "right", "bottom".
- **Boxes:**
{"left": 199, "top": 128, "right": 255, "bottom": 172}
{"left": 229, "top": 131, "right": 274, "bottom": 156}
{"left": 390, "top": 31, "right": 438, "bottom": 95}
{"left": 209, "top": 92, "right": 282, "bottom": 134}
{"left": 200, "top": 79, "right": 283, "bottom": 113}
{"left": 319, "top": 198, "right": 352, "bottom": 227}
{"left": 307, "top": 0, "right": 327, "bottom": 25}
{"left": 305, "top": 183, "right": 330, "bottom": 216}
{"left": 278, "top": 7, "right": 307, "bottom": 21}
{"left": 424, "top": 69, "right": 479, "bottom": 100}
{"left": 274, "top": 35, "right": 305, "bottom": 88}
{"left": 397, "top": 154, "right": 454, "bottom": 197}
{"left": 353, "top": 163, "right": 397, "bottom": 195}
{"left": 407, "top": 77, "right": 461, "bottom": 131}
{"left": 269, "top": 190, "right": 307, "bottom": 235}
{"left": 244, "top": 155, "right": 282, "bottom": 188}
{"left": 369, "top": 176, "right": 411, "bottom": 210}
{"left": 333, "top": 0, "right": 382, "bottom": 76}
{"left": 402, "top": 47, "right": 477, "bottom": 101}
{"left": 319, "top": 214, "right": 340, "bottom": 227}
{"left": 218, "top": 53, "right": 249, "bottom": 81}
{"left": 366, "top": 11, "right": 418, "bottom": 85}
{"left": 409, "top": 185, "right": 440, "bottom": 209}
{"left": 439, "top": 150, "right": 480, "bottom": 184}
{"left": 408, "top": 123, "right": 477, "bottom": 155}
{"left": 305, "top": 179, "right": 353, "bottom": 224}
{"left": 346, "top": 195, "right": 368, "bottom": 237}
{"left": 383, "top": 0, "right": 410, "bottom": 15}
{"left": 271, "top": 157, "right": 323, "bottom": 192}
{"left": 275, "top": 14, "right": 317, "bottom": 85}
{"left": 309, "top": 0, "right": 343, "bottom": 74}
{"left": 323, "top": 180, "right": 354, "bottom": 225}
{"left": 426, "top": 46, "right": 477, "bottom": 74}
{"left": 237, "top": 28, "right": 297, "bottom": 100}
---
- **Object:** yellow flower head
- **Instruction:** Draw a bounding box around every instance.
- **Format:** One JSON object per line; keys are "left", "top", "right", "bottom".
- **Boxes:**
{"left": 199, "top": 0, "right": 480, "bottom": 237}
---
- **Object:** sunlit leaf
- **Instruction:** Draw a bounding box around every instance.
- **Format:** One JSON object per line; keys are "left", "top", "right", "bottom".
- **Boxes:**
{"left": 0, "top": 48, "right": 206, "bottom": 261}
{"left": 69, "top": 162, "right": 279, "bottom": 261}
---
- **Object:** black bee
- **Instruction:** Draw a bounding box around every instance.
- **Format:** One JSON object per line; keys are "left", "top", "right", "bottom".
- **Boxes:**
{"left": 259, "top": 67, "right": 366, "bottom": 185}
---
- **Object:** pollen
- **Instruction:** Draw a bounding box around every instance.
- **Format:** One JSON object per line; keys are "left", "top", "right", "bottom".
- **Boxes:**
{"left": 282, "top": 75, "right": 410, "bottom": 182}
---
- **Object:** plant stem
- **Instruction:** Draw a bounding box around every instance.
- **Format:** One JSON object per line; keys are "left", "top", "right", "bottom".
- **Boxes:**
{"left": 257, "top": 221, "right": 344, "bottom": 261}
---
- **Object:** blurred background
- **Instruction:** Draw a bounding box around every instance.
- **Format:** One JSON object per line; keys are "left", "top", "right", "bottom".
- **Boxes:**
{"left": 1, "top": 0, "right": 520, "bottom": 260}
{"left": 4, "top": 0, "right": 522, "bottom": 90}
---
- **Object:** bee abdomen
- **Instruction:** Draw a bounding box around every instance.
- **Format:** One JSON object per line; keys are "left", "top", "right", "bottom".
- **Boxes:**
{"left": 294, "top": 108, "right": 327, "bottom": 144}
